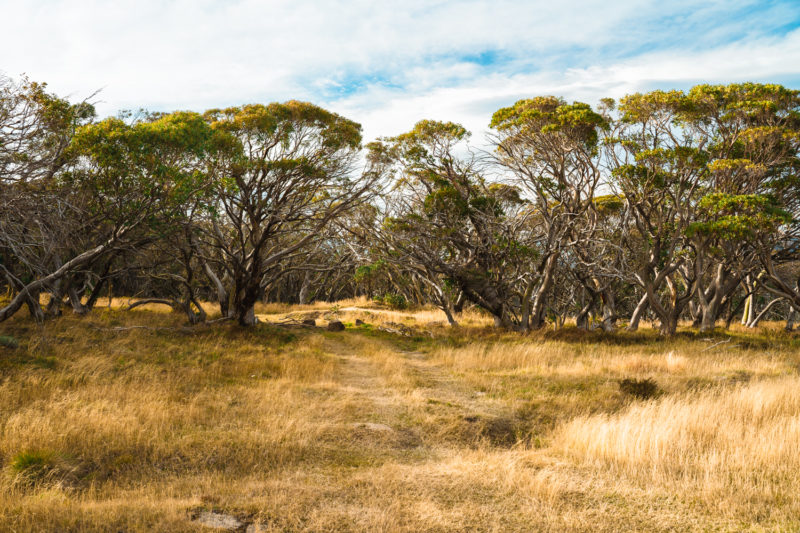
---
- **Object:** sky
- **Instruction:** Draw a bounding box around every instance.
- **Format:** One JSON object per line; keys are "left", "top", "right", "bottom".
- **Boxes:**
{"left": 2, "top": 0, "right": 799, "bottom": 144}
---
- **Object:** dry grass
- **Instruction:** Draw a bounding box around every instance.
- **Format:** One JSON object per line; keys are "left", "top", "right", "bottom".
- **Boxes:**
{"left": 0, "top": 303, "right": 798, "bottom": 531}
{"left": 557, "top": 376, "right": 800, "bottom": 524}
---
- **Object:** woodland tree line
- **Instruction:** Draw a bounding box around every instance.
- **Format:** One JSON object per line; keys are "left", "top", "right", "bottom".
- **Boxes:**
{"left": 1, "top": 75, "right": 799, "bottom": 335}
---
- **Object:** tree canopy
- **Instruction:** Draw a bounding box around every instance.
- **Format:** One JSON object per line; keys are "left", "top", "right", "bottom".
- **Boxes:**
{"left": 1, "top": 78, "right": 799, "bottom": 335}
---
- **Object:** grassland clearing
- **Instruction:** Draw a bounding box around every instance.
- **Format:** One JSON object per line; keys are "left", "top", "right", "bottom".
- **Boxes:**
{"left": 0, "top": 300, "right": 798, "bottom": 531}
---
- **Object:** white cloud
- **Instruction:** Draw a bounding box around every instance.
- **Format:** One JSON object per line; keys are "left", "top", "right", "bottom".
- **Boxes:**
{"left": 330, "top": 28, "right": 800, "bottom": 143}
{"left": 0, "top": 0, "right": 797, "bottom": 143}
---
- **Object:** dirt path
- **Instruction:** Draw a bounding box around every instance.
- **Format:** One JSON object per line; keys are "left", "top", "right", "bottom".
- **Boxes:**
{"left": 326, "top": 335, "right": 509, "bottom": 437}
{"left": 257, "top": 305, "right": 443, "bottom": 325}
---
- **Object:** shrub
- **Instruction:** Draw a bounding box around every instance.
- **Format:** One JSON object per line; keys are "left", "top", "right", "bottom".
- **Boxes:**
{"left": 9, "top": 449, "right": 81, "bottom": 488}
{"left": 379, "top": 293, "right": 408, "bottom": 310}
{"left": 618, "top": 377, "right": 660, "bottom": 400}
{"left": 0, "top": 335, "right": 18, "bottom": 349}
{"left": 10, "top": 449, "right": 61, "bottom": 483}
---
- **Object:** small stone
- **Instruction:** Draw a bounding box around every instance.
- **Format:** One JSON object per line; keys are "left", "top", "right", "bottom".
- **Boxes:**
{"left": 326, "top": 320, "right": 345, "bottom": 331}
{"left": 302, "top": 318, "right": 316, "bottom": 326}
{"left": 355, "top": 319, "right": 365, "bottom": 326}
{"left": 194, "top": 511, "right": 242, "bottom": 530}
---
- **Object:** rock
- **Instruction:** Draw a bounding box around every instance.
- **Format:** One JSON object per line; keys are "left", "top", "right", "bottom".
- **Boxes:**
{"left": 194, "top": 511, "right": 242, "bottom": 530}
{"left": 302, "top": 318, "right": 316, "bottom": 326}
{"left": 355, "top": 319, "right": 365, "bottom": 326}
{"left": 326, "top": 320, "right": 345, "bottom": 331}
{"left": 353, "top": 422, "right": 393, "bottom": 432}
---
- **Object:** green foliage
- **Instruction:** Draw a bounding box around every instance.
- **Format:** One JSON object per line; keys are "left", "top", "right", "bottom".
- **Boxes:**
{"left": 374, "top": 293, "right": 408, "bottom": 310}
{"left": 684, "top": 83, "right": 800, "bottom": 123}
{"left": 618, "top": 89, "right": 685, "bottom": 123}
{"left": 0, "top": 335, "right": 19, "bottom": 349}
{"left": 67, "top": 111, "right": 217, "bottom": 227}
{"left": 688, "top": 193, "right": 791, "bottom": 240}
{"left": 490, "top": 96, "right": 609, "bottom": 149}
{"left": 10, "top": 449, "right": 58, "bottom": 474}
{"left": 393, "top": 119, "right": 469, "bottom": 146}
{"left": 8, "top": 449, "right": 74, "bottom": 487}
{"left": 593, "top": 194, "right": 624, "bottom": 215}
{"left": 423, "top": 185, "right": 470, "bottom": 218}
{"left": 354, "top": 260, "right": 387, "bottom": 283}
{"left": 204, "top": 100, "right": 362, "bottom": 154}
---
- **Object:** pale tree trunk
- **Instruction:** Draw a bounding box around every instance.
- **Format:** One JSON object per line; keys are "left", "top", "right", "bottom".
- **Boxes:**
{"left": 437, "top": 290, "right": 459, "bottom": 327}
{"left": 453, "top": 292, "right": 465, "bottom": 314}
{"left": 575, "top": 297, "right": 593, "bottom": 330}
{"left": 68, "top": 281, "right": 89, "bottom": 315}
{"left": 425, "top": 277, "right": 459, "bottom": 326}
{"left": 648, "top": 281, "right": 678, "bottom": 336}
{"left": 697, "top": 265, "right": 739, "bottom": 333}
{"left": 689, "top": 301, "right": 702, "bottom": 328}
{"left": 741, "top": 276, "right": 755, "bottom": 325}
{"left": 203, "top": 263, "right": 230, "bottom": 318}
{"left": 528, "top": 253, "right": 558, "bottom": 330}
{"left": 747, "top": 297, "right": 783, "bottom": 328}
{"left": 646, "top": 268, "right": 696, "bottom": 336}
{"left": 626, "top": 294, "right": 648, "bottom": 332}
{"left": 45, "top": 281, "right": 64, "bottom": 318}
{"left": 699, "top": 304, "right": 718, "bottom": 332}
{"left": 518, "top": 277, "right": 538, "bottom": 331}
{"left": 659, "top": 313, "right": 678, "bottom": 336}
{"left": 298, "top": 271, "right": 311, "bottom": 305}
{"left": 741, "top": 295, "right": 751, "bottom": 325}
{"left": 600, "top": 288, "right": 616, "bottom": 332}
{"left": 442, "top": 303, "right": 458, "bottom": 326}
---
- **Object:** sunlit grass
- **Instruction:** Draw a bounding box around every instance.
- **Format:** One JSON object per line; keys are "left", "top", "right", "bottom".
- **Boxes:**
{"left": 0, "top": 302, "right": 798, "bottom": 530}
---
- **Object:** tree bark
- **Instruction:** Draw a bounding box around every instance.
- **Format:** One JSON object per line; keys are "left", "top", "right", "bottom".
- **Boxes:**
{"left": 786, "top": 308, "right": 796, "bottom": 332}
{"left": 298, "top": 271, "right": 311, "bottom": 305}
{"left": 746, "top": 297, "right": 783, "bottom": 328}
{"left": 599, "top": 288, "right": 616, "bottom": 331}
{"left": 0, "top": 232, "right": 123, "bottom": 323}
{"left": 626, "top": 294, "right": 648, "bottom": 332}
{"left": 203, "top": 263, "right": 230, "bottom": 318}
{"left": 528, "top": 253, "right": 558, "bottom": 330}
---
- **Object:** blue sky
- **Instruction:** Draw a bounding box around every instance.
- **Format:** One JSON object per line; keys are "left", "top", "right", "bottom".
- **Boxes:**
{"left": 2, "top": 0, "right": 799, "bottom": 142}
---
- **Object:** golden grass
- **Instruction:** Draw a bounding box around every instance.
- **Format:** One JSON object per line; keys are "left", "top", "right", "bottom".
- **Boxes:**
{"left": 0, "top": 303, "right": 798, "bottom": 531}
{"left": 557, "top": 376, "right": 800, "bottom": 523}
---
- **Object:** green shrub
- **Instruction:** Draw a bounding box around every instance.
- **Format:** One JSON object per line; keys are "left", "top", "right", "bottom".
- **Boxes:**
{"left": 9, "top": 448, "right": 82, "bottom": 489}
{"left": 381, "top": 293, "right": 408, "bottom": 310}
{"left": 0, "top": 335, "right": 19, "bottom": 349}
{"left": 10, "top": 449, "right": 60, "bottom": 480}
